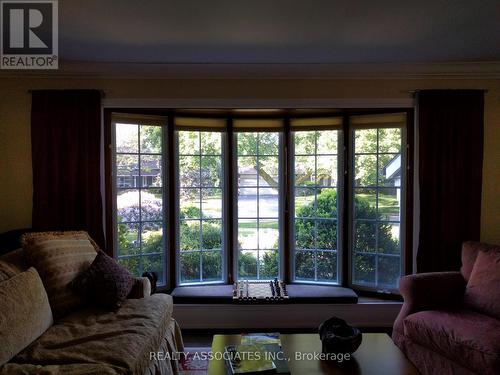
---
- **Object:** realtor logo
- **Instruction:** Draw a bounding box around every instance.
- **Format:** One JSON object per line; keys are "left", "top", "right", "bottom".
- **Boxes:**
{"left": 1, "top": 0, "right": 58, "bottom": 69}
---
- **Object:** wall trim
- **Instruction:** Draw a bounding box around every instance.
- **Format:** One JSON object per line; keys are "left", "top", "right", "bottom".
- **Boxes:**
{"left": 102, "top": 98, "right": 415, "bottom": 109}
{"left": 1, "top": 61, "right": 499, "bottom": 80}
{"left": 173, "top": 302, "right": 403, "bottom": 329}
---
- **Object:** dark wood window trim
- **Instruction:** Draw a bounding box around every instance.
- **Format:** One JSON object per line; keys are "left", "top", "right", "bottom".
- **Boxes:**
{"left": 104, "top": 108, "right": 414, "bottom": 296}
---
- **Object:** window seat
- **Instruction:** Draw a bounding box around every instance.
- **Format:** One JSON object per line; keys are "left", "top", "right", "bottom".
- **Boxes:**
{"left": 170, "top": 284, "right": 358, "bottom": 304}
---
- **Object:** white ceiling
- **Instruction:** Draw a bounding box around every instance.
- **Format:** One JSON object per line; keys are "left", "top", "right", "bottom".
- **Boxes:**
{"left": 56, "top": 0, "right": 499, "bottom": 64}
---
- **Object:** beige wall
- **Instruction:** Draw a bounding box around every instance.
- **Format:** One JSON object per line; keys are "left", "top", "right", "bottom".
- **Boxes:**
{"left": 0, "top": 77, "right": 499, "bottom": 243}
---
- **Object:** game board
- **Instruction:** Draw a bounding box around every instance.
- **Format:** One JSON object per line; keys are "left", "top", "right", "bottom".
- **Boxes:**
{"left": 233, "top": 278, "right": 289, "bottom": 301}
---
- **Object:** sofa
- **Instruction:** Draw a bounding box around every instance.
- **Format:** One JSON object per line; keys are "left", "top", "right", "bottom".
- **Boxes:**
{"left": 0, "top": 245, "right": 183, "bottom": 375}
{"left": 393, "top": 241, "right": 500, "bottom": 375}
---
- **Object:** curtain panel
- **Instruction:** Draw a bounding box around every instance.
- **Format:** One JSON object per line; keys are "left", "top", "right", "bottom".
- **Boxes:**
{"left": 31, "top": 90, "right": 105, "bottom": 250}
{"left": 417, "top": 89, "right": 484, "bottom": 273}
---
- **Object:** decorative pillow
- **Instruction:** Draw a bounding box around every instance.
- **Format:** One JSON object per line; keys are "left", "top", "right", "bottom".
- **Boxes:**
{"left": 0, "top": 267, "right": 53, "bottom": 366}
{"left": 21, "top": 231, "right": 99, "bottom": 317}
{"left": 70, "top": 250, "right": 135, "bottom": 309}
{"left": 463, "top": 247, "right": 500, "bottom": 319}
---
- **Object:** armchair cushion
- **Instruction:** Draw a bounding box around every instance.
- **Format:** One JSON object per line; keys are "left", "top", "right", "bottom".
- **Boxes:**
{"left": 464, "top": 247, "right": 500, "bottom": 319}
{"left": 399, "top": 271, "right": 466, "bottom": 310}
{"left": 461, "top": 241, "right": 498, "bottom": 281}
{"left": 403, "top": 309, "right": 500, "bottom": 374}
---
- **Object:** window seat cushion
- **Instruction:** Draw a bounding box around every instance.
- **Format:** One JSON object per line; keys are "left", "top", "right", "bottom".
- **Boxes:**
{"left": 171, "top": 284, "right": 358, "bottom": 304}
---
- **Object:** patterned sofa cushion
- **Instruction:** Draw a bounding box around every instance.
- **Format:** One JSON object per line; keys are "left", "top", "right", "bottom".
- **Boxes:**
{"left": 10, "top": 294, "right": 174, "bottom": 375}
{"left": 0, "top": 248, "right": 29, "bottom": 282}
{"left": 21, "top": 231, "right": 99, "bottom": 317}
{"left": 0, "top": 268, "right": 53, "bottom": 366}
{"left": 71, "top": 251, "right": 135, "bottom": 309}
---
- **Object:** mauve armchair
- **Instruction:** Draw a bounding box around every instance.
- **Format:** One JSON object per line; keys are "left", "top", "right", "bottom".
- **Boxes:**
{"left": 393, "top": 242, "right": 500, "bottom": 375}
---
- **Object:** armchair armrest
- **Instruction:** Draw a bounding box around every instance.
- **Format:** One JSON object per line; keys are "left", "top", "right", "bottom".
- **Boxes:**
{"left": 128, "top": 276, "right": 151, "bottom": 299}
{"left": 393, "top": 272, "right": 465, "bottom": 338}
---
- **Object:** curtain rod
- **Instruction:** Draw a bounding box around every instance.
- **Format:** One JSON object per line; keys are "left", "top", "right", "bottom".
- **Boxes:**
{"left": 27, "top": 89, "right": 106, "bottom": 98}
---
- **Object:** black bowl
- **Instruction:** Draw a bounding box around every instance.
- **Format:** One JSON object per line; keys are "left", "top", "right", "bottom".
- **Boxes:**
{"left": 319, "top": 316, "right": 362, "bottom": 355}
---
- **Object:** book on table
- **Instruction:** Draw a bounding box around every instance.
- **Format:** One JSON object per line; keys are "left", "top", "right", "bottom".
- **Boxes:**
{"left": 224, "top": 344, "right": 277, "bottom": 374}
{"left": 224, "top": 333, "right": 290, "bottom": 375}
{"left": 241, "top": 333, "right": 281, "bottom": 345}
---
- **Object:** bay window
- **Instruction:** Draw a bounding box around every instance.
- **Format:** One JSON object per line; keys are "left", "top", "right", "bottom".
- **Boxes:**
{"left": 109, "top": 110, "right": 411, "bottom": 294}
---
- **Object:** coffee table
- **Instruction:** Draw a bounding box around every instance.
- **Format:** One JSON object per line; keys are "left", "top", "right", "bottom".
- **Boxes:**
{"left": 208, "top": 333, "right": 419, "bottom": 375}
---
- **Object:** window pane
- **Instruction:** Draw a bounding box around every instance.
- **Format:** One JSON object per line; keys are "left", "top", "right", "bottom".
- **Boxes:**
{"left": 178, "top": 131, "right": 224, "bottom": 284}
{"left": 117, "top": 189, "right": 140, "bottom": 222}
{"left": 238, "top": 188, "right": 258, "bottom": 217}
{"left": 354, "top": 154, "right": 377, "bottom": 186}
{"left": 354, "top": 129, "right": 377, "bottom": 153}
{"left": 143, "top": 254, "right": 164, "bottom": 284}
{"left": 259, "top": 188, "right": 278, "bottom": 218}
{"left": 351, "top": 121, "right": 404, "bottom": 291}
{"left": 140, "top": 155, "right": 162, "bottom": 188}
{"left": 116, "top": 123, "right": 138, "bottom": 153}
{"left": 259, "top": 219, "right": 279, "bottom": 250}
{"left": 295, "top": 156, "right": 315, "bottom": 186}
{"left": 180, "top": 220, "right": 201, "bottom": 251}
{"left": 141, "top": 189, "right": 162, "bottom": 221}
{"left": 201, "top": 156, "right": 221, "bottom": 187}
{"left": 317, "top": 251, "right": 337, "bottom": 282}
{"left": 117, "top": 223, "right": 140, "bottom": 256}
{"left": 141, "top": 225, "right": 163, "bottom": 254}
{"left": 317, "top": 130, "right": 338, "bottom": 154}
{"left": 353, "top": 188, "right": 377, "bottom": 219}
{"left": 378, "top": 128, "right": 401, "bottom": 153}
{"left": 202, "top": 188, "right": 222, "bottom": 219}
{"left": 237, "top": 132, "right": 281, "bottom": 280}
{"left": 293, "top": 130, "right": 339, "bottom": 283}
{"left": 295, "top": 218, "right": 315, "bottom": 249}
{"left": 238, "top": 219, "right": 257, "bottom": 250}
{"left": 316, "top": 220, "right": 337, "bottom": 250}
{"left": 179, "top": 156, "right": 200, "bottom": 187}
{"left": 317, "top": 155, "right": 337, "bottom": 187}
{"left": 378, "top": 188, "right": 400, "bottom": 221}
{"left": 354, "top": 253, "right": 376, "bottom": 285}
{"left": 295, "top": 251, "right": 315, "bottom": 280}
{"left": 260, "top": 250, "right": 279, "bottom": 279}
{"left": 202, "top": 251, "right": 222, "bottom": 281}
{"left": 353, "top": 221, "right": 376, "bottom": 253}
{"left": 180, "top": 189, "right": 201, "bottom": 219}
{"left": 114, "top": 119, "right": 166, "bottom": 286}
{"left": 295, "top": 188, "right": 315, "bottom": 216}
{"left": 238, "top": 156, "right": 257, "bottom": 186}
{"left": 180, "top": 252, "right": 201, "bottom": 283}
{"left": 140, "top": 125, "right": 162, "bottom": 153}
{"left": 378, "top": 223, "right": 400, "bottom": 254}
{"left": 179, "top": 131, "right": 200, "bottom": 155}
{"left": 294, "top": 131, "right": 316, "bottom": 155}
{"left": 202, "top": 220, "right": 222, "bottom": 250}
{"left": 259, "top": 133, "right": 279, "bottom": 155}
{"left": 237, "top": 133, "right": 258, "bottom": 155}
{"left": 201, "top": 132, "right": 222, "bottom": 154}
{"left": 378, "top": 255, "right": 400, "bottom": 287}
{"left": 239, "top": 250, "right": 258, "bottom": 279}
{"left": 116, "top": 155, "right": 139, "bottom": 188}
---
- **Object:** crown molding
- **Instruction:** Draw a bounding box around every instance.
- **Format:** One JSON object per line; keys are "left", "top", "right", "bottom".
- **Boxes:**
{"left": 1, "top": 60, "right": 499, "bottom": 80}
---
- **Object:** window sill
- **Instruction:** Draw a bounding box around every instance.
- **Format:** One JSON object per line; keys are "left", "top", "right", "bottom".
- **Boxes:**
{"left": 170, "top": 284, "right": 358, "bottom": 304}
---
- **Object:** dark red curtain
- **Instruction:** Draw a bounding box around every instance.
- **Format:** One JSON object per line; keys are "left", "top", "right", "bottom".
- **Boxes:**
{"left": 31, "top": 90, "right": 105, "bottom": 249}
{"left": 417, "top": 90, "right": 484, "bottom": 273}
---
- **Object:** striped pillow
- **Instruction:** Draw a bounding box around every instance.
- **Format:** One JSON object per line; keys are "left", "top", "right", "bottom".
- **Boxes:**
{"left": 21, "top": 231, "right": 99, "bottom": 317}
